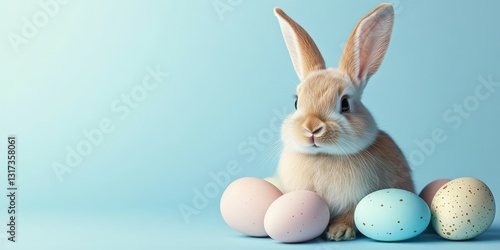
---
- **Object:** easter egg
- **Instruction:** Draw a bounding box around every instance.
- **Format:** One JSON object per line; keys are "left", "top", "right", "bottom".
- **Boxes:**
{"left": 420, "top": 179, "right": 451, "bottom": 207}
{"left": 354, "top": 188, "right": 430, "bottom": 241}
{"left": 264, "top": 190, "right": 330, "bottom": 243}
{"left": 431, "top": 177, "right": 495, "bottom": 240}
{"left": 220, "top": 177, "right": 283, "bottom": 236}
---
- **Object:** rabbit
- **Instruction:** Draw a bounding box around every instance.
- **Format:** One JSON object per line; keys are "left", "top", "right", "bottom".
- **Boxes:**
{"left": 273, "top": 3, "right": 415, "bottom": 241}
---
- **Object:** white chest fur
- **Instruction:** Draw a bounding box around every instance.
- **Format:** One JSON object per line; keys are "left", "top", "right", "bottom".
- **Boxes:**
{"left": 278, "top": 147, "right": 381, "bottom": 217}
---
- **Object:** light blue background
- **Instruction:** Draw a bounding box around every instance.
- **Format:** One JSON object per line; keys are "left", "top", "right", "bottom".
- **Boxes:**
{"left": 0, "top": 0, "right": 499, "bottom": 249}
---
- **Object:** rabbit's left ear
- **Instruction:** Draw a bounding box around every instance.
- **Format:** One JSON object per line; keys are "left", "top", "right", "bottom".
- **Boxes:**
{"left": 339, "top": 3, "right": 394, "bottom": 88}
{"left": 274, "top": 7, "right": 326, "bottom": 81}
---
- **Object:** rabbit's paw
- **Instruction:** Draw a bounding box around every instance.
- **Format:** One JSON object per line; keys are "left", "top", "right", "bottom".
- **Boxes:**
{"left": 326, "top": 222, "right": 356, "bottom": 241}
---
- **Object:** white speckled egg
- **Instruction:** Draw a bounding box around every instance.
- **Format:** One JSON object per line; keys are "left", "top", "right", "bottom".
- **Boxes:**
{"left": 354, "top": 188, "right": 430, "bottom": 241}
{"left": 431, "top": 177, "right": 496, "bottom": 240}
{"left": 264, "top": 190, "right": 330, "bottom": 243}
{"left": 220, "top": 177, "right": 283, "bottom": 236}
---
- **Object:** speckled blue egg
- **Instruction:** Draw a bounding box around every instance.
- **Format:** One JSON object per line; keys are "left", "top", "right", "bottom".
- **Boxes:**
{"left": 354, "top": 188, "right": 430, "bottom": 241}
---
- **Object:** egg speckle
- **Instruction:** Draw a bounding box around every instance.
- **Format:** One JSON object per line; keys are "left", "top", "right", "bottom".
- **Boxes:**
{"left": 431, "top": 177, "right": 495, "bottom": 240}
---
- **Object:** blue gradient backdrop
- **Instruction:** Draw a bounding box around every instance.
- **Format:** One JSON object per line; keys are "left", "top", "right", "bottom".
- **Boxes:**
{"left": 0, "top": 0, "right": 499, "bottom": 249}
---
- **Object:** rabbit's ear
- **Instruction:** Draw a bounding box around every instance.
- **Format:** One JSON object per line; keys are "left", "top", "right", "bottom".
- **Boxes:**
{"left": 274, "top": 7, "right": 325, "bottom": 81}
{"left": 339, "top": 3, "right": 394, "bottom": 88}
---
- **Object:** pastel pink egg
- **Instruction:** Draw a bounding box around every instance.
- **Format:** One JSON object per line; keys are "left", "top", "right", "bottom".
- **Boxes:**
{"left": 264, "top": 190, "right": 330, "bottom": 243}
{"left": 220, "top": 177, "right": 283, "bottom": 236}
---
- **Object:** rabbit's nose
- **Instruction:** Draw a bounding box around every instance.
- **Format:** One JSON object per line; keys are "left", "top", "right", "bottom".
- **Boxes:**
{"left": 302, "top": 121, "right": 326, "bottom": 137}
{"left": 312, "top": 125, "right": 324, "bottom": 135}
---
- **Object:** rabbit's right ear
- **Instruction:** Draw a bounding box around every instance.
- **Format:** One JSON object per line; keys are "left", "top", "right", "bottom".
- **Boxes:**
{"left": 274, "top": 7, "right": 325, "bottom": 81}
{"left": 339, "top": 3, "right": 394, "bottom": 88}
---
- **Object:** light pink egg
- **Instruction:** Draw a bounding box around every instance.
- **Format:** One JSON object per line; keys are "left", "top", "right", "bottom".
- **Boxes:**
{"left": 419, "top": 179, "right": 451, "bottom": 207}
{"left": 264, "top": 190, "right": 330, "bottom": 243}
{"left": 220, "top": 177, "right": 283, "bottom": 236}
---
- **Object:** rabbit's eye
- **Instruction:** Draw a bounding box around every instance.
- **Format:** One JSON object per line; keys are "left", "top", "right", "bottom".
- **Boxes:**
{"left": 341, "top": 96, "right": 350, "bottom": 113}
{"left": 294, "top": 98, "right": 298, "bottom": 110}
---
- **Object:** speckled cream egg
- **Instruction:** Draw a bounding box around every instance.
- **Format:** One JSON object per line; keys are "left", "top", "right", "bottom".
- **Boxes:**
{"left": 431, "top": 177, "right": 496, "bottom": 240}
{"left": 220, "top": 177, "right": 283, "bottom": 236}
{"left": 354, "top": 188, "right": 430, "bottom": 241}
{"left": 264, "top": 190, "right": 330, "bottom": 243}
